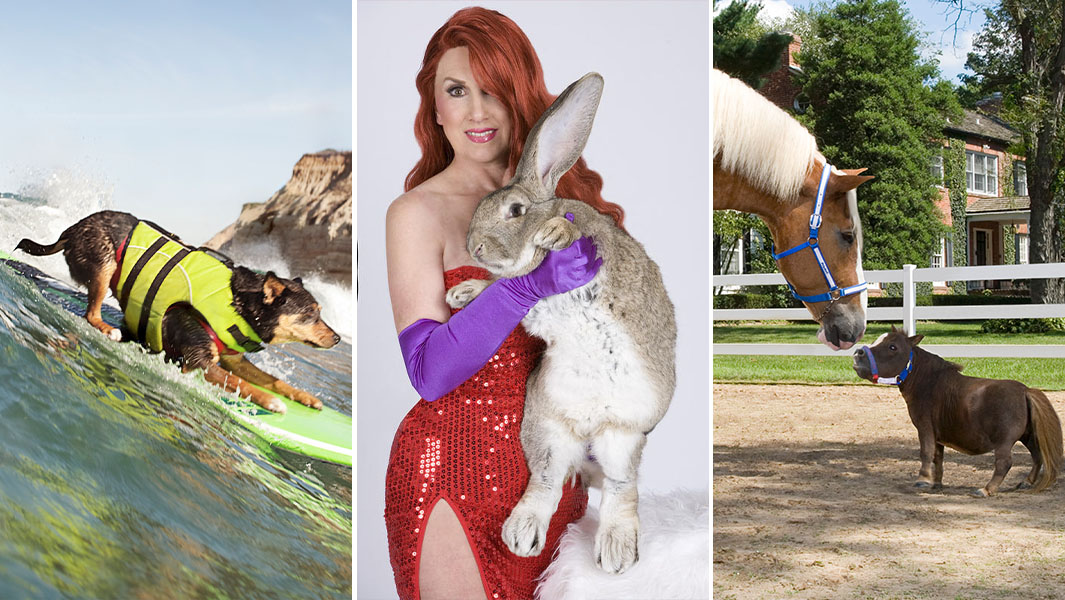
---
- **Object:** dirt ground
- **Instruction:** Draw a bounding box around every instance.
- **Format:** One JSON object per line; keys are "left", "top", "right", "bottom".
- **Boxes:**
{"left": 714, "top": 384, "right": 1065, "bottom": 600}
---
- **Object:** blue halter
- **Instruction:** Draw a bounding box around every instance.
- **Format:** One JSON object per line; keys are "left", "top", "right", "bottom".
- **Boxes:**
{"left": 864, "top": 347, "right": 913, "bottom": 386}
{"left": 771, "top": 163, "right": 869, "bottom": 305}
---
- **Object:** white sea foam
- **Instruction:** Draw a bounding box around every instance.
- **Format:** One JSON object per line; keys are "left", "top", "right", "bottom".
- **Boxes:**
{"left": 0, "top": 167, "right": 116, "bottom": 290}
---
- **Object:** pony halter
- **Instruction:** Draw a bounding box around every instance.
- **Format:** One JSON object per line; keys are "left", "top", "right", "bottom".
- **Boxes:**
{"left": 864, "top": 347, "right": 913, "bottom": 386}
{"left": 771, "top": 162, "right": 868, "bottom": 307}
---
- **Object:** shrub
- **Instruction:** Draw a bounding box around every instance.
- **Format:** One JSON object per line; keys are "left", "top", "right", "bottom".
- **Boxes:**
{"left": 980, "top": 318, "right": 1065, "bottom": 334}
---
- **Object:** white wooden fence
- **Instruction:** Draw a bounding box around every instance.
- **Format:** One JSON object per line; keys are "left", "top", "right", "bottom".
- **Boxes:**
{"left": 713, "top": 262, "right": 1065, "bottom": 357}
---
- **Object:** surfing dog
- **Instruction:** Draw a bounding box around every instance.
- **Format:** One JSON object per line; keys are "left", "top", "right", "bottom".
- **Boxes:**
{"left": 16, "top": 210, "right": 339, "bottom": 414}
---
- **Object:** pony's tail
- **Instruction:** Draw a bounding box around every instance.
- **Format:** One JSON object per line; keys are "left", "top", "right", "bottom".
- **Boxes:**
{"left": 1027, "top": 389, "right": 1063, "bottom": 492}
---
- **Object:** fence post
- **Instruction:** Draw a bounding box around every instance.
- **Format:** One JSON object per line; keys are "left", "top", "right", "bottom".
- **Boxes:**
{"left": 903, "top": 264, "right": 916, "bottom": 335}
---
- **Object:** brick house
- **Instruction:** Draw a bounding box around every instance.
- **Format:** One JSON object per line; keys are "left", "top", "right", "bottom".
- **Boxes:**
{"left": 715, "top": 36, "right": 1032, "bottom": 290}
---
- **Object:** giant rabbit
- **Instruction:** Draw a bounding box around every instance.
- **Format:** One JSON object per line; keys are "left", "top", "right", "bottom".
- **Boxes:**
{"left": 445, "top": 73, "right": 676, "bottom": 574}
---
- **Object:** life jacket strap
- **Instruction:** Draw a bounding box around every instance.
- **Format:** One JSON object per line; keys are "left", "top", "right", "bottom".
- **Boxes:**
{"left": 136, "top": 247, "right": 192, "bottom": 343}
{"left": 227, "top": 324, "right": 264, "bottom": 353}
{"left": 119, "top": 234, "right": 171, "bottom": 308}
{"left": 110, "top": 231, "right": 133, "bottom": 293}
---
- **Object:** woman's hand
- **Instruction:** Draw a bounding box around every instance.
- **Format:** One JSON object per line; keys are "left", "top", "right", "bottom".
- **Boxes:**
{"left": 509, "top": 236, "right": 602, "bottom": 300}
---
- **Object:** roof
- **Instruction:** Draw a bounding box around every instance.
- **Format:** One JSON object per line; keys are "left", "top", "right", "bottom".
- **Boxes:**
{"left": 967, "top": 196, "right": 1030, "bottom": 214}
{"left": 945, "top": 109, "right": 1020, "bottom": 146}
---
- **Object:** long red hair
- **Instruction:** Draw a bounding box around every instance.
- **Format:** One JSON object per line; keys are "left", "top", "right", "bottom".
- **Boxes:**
{"left": 405, "top": 6, "right": 624, "bottom": 228}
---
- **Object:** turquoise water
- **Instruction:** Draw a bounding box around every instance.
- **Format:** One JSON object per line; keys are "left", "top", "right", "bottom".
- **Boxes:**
{"left": 0, "top": 220, "right": 352, "bottom": 597}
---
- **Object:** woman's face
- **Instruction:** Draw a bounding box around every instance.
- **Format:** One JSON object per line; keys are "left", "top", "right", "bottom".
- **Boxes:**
{"left": 434, "top": 46, "right": 512, "bottom": 167}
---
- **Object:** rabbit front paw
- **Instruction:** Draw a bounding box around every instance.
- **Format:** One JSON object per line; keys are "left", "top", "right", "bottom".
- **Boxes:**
{"left": 445, "top": 279, "right": 491, "bottom": 308}
{"left": 532, "top": 216, "right": 579, "bottom": 251}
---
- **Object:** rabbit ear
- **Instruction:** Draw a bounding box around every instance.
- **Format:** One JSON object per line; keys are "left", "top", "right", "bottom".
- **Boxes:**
{"left": 515, "top": 72, "right": 604, "bottom": 198}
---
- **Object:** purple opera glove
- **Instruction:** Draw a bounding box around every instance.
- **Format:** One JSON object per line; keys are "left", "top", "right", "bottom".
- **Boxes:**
{"left": 398, "top": 236, "right": 602, "bottom": 401}
{"left": 498, "top": 235, "right": 603, "bottom": 302}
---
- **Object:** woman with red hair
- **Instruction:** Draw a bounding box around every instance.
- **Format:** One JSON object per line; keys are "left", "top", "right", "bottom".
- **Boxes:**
{"left": 384, "top": 7, "right": 624, "bottom": 599}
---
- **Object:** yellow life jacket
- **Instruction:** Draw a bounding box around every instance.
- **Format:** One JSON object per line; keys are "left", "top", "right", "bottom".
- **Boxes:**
{"left": 116, "top": 222, "right": 263, "bottom": 354}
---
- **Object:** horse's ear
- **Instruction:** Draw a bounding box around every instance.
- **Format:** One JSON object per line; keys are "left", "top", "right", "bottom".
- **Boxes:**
{"left": 890, "top": 324, "right": 898, "bottom": 332}
{"left": 909, "top": 334, "right": 924, "bottom": 346}
{"left": 834, "top": 172, "right": 874, "bottom": 192}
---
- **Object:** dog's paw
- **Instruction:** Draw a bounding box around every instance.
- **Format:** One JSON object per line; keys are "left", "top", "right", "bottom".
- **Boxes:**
{"left": 261, "top": 396, "right": 287, "bottom": 414}
{"left": 108, "top": 328, "right": 123, "bottom": 342}
{"left": 292, "top": 390, "right": 324, "bottom": 410}
{"left": 594, "top": 521, "right": 640, "bottom": 574}
{"left": 532, "top": 217, "right": 579, "bottom": 251}
{"left": 446, "top": 280, "right": 491, "bottom": 309}
{"left": 501, "top": 506, "right": 548, "bottom": 557}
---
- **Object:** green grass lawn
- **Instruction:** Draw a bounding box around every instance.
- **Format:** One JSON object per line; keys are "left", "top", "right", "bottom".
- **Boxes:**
{"left": 713, "top": 321, "right": 1065, "bottom": 390}
{"left": 713, "top": 320, "right": 1065, "bottom": 345}
{"left": 713, "top": 355, "right": 1065, "bottom": 390}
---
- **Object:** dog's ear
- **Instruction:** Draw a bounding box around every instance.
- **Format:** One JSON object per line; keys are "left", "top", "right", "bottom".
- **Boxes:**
{"left": 293, "top": 277, "right": 303, "bottom": 285}
{"left": 909, "top": 334, "right": 924, "bottom": 346}
{"left": 263, "top": 272, "right": 286, "bottom": 305}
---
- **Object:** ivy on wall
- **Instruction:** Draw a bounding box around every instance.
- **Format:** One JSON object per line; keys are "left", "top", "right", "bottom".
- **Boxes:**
{"left": 1001, "top": 154, "right": 1018, "bottom": 265}
{"left": 944, "top": 138, "right": 968, "bottom": 293}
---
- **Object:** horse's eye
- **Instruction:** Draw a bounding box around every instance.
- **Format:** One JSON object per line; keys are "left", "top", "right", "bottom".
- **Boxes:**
{"left": 506, "top": 203, "right": 526, "bottom": 219}
{"left": 889, "top": 344, "right": 897, "bottom": 351}
{"left": 841, "top": 230, "right": 855, "bottom": 245}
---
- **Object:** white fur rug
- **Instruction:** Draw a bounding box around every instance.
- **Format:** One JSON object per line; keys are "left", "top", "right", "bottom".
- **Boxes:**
{"left": 537, "top": 488, "right": 709, "bottom": 600}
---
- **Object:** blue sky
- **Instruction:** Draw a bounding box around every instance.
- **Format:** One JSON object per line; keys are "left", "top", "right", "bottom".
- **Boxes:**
{"left": 745, "top": 0, "right": 987, "bottom": 83}
{"left": 0, "top": 0, "right": 352, "bottom": 245}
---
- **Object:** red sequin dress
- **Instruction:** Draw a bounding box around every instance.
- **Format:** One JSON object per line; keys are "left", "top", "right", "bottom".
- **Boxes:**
{"left": 385, "top": 266, "right": 588, "bottom": 600}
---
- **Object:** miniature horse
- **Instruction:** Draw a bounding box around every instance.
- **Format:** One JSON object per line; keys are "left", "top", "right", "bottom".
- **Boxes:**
{"left": 853, "top": 327, "right": 1063, "bottom": 496}
{"left": 712, "top": 69, "right": 873, "bottom": 350}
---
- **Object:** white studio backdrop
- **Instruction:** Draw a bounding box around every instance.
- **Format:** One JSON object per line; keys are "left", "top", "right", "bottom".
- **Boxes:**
{"left": 356, "top": 2, "right": 710, "bottom": 597}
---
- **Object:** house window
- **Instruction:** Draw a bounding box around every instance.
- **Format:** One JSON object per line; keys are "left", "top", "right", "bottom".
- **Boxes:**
{"left": 930, "top": 154, "right": 944, "bottom": 184}
{"left": 966, "top": 150, "right": 998, "bottom": 195}
{"left": 930, "top": 236, "right": 945, "bottom": 269}
{"left": 1013, "top": 161, "right": 1027, "bottom": 196}
{"left": 713, "top": 234, "right": 743, "bottom": 275}
{"left": 1017, "top": 234, "right": 1029, "bottom": 264}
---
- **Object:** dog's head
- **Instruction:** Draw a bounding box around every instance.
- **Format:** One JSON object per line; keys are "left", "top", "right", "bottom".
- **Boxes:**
{"left": 233, "top": 268, "right": 340, "bottom": 349}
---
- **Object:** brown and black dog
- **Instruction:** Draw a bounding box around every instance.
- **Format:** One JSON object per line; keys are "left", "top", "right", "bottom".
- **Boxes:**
{"left": 16, "top": 210, "right": 339, "bottom": 414}
{"left": 853, "top": 327, "right": 1063, "bottom": 496}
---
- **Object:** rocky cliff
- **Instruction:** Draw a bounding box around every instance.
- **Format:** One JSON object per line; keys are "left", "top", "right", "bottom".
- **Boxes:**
{"left": 206, "top": 150, "right": 351, "bottom": 285}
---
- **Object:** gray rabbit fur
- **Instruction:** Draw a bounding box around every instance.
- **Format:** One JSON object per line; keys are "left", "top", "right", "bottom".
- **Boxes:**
{"left": 445, "top": 73, "right": 676, "bottom": 574}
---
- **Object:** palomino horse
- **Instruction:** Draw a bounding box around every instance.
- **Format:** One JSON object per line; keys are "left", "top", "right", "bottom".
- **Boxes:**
{"left": 712, "top": 69, "right": 873, "bottom": 350}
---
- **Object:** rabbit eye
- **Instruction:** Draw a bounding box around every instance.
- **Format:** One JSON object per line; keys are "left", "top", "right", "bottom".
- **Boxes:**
{"left": 506, "top": 203, "right": 526, "bottom": 219}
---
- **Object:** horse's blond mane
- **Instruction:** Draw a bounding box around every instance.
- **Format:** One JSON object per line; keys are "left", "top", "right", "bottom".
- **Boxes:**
{"left": 712, "top": 69, "right": 819, "bottom": 202}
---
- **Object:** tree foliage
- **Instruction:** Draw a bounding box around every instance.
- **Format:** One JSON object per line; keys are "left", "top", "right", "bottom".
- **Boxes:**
{"left": 794, "top": 0, "right": 960, "bottom": 270}
{"left": 713, "top": 0, "right": 793, "bottom": 88}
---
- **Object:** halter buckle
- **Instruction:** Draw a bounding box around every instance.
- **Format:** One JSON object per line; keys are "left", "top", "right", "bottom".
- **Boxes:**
{"left": 809, "top": 214, "right": 823, "bottom": 230}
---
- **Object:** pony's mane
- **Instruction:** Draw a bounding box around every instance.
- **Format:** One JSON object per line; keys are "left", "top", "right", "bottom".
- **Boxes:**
{"left": 712, "top": 69, "right": 819, "bottom": 202}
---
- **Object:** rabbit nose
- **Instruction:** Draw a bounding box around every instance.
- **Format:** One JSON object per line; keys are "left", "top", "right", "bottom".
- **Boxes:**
{"left": 473, "top": 243, "right": 484, "bottom": 258}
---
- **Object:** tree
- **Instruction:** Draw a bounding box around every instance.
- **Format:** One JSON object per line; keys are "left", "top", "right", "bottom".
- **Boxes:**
{"left": 952, "top": 0, "right": 1065, "bottom": 303}
{"left": 713, "top": 0, "right": 793, "bottom": 88}
{"left": 794, "top": 0, "right": 960, "bottom": 273}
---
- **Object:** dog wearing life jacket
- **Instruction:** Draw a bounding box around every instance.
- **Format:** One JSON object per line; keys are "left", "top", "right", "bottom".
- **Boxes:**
{"left": 16, "top": 210, "right": 340, "bottom": 414}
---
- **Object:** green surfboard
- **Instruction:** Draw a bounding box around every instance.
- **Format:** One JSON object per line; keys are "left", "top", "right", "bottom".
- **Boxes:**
{"left": 1, "top": 250, "right": 352, "bottom": 466}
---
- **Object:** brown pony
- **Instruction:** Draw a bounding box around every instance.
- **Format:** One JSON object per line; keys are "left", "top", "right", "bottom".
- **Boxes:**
{"left": 713, "top": 69, "right": 873, "bottom": 350}
{"left": 853, "top": 327, "right": 1063, "bottom": 496}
